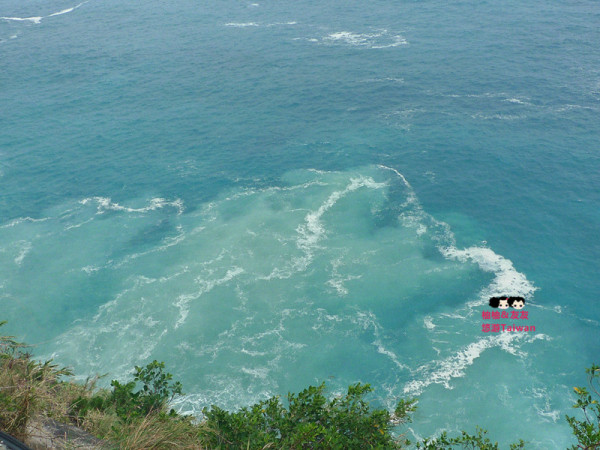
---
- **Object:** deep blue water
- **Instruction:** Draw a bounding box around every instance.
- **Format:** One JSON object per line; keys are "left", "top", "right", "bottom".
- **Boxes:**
{"left": 1, "top": 0, "right": 599, "bottom": 447}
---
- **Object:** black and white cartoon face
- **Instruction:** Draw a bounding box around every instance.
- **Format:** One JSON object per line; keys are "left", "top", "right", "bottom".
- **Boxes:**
{"left": 489, "top": 296, "right": 510, "bottom": 309}
{"left": 509, "top": 297, "right": 525, "bottom": 309}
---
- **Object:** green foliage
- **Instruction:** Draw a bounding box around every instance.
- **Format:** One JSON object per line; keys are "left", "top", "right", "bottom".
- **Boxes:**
{"left": 201, "top": 382, "right": 417, "bottom": 449}
{"left": 65, "top": 360, "right": 188, "bottom": 446}
{"left": 393, "top": 398, "right": 418, "bottom": 425}
{"left": 108, "top": 360, "right": 184, "bottom": 421}
{"left": 69, "top": 392, "right": 110, "bottom": 423}
{"left": 0, "top": 320, "right": 27, "bottom": 359}
{"left": 416, "top": 426, "right": 525, "bottom": 449}
{"left": 566, "top": 364, "right": 600, "bottom": 449}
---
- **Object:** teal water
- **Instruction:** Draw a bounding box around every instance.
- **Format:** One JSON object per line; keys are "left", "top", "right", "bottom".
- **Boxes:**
{"left": 1, "top": 0, "right": 599, "bottom": 447}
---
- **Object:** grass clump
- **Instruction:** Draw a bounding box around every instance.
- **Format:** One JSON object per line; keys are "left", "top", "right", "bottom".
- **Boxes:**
{"left": 0, "top": 321, "right": 73, "bottom": 440}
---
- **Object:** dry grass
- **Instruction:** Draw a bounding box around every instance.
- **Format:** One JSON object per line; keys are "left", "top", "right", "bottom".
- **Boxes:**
{"left": 79, "top": 408, "right": 118, "bottom": 440}
{"left": 0, "top": 348, "right": 71, "bottom": 440}
{"left": 107, "top": 413, "right": 204, "bottom": 450}
{"left": 0, "top": 323, "right": 103, "bottom": 444}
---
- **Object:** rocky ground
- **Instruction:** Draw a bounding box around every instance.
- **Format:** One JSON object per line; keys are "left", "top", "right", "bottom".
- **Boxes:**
{"left": 25, "top": 419, "right": 104, "bottom": 449}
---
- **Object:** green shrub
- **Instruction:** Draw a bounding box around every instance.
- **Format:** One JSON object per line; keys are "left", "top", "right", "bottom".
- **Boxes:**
{"left": 566, "top": 364, "right": 600, "bottom": 449}
{"left": 107, "top": 360, "right": 184, "bottom": 421}
{"left": 416, "top": 426, "right": 525, "bottom": 449}
{"left": 201, "top": 382, "right": 417, "bottom": 449}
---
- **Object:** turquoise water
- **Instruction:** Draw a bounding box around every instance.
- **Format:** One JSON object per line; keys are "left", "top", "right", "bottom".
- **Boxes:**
{"left": 1, "top": 0, "right": 599, "bottom": 447}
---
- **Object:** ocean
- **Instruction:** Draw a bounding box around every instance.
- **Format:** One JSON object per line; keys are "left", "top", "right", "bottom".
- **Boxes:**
{"left": 1, "top": 0, "right": 599, "bottom": 447}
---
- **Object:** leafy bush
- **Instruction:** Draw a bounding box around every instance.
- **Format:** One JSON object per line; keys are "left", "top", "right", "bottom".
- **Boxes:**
{"left": 201, "top": 381, "right": 417, "bottom": 449}
{"left": 109, "top": 360, "right": 183, "bottom": 421}
{"left": 566, "top": 364, "right": 600, "bottom": 449}
{"left": 416, "top": 426, "right": 525, "bottom": 449}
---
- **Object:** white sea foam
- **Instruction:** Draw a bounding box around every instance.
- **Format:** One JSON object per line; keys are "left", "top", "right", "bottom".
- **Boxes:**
{"left": 416, "top": 224, "right": 427, "bottom": 235}
{"left": 327, "top": 31, "right": 374, "bottom": 45}
{"left": 532, "top": 387, "right": 561, "bottom": 422}
{"left": 113, "top": 228, "right": 187, "bottom": 268}
{"left": 441, "top": 246, "right": 537, "bottom": 300}
{"left": 225, "top": 22, "right": 259, "bottom": 27}
{"left": 424, "top": 170, "right": 436, "bottom": 182}
{"left": 0, "top": 34, "right": 19, "bottom": 43}
{"left": 81, "top": 265, "right": 100, "bottom": 274}
{"left": 371, "top": 40, "right": 409, "bottom": 49}
{"left": 80, "top": 196, "right": 184, "bottom": 215}
{"left": 14, "top": 241, "right": 32, "bottom": 265}
{"left": 323, "top": 30, "right": 408, "bottom": 49}
{"left": 267, "top": 21, "right": 297, "bottom": 27}
{"left": 91, "top": 276, "right": 158, "bottom": 322}
{"left": 326, "top": 257, "right": 362, "bottom": 296}
{"left": 0, "top": 33, "right": 19, "bottom": 43}
{"left": 441, "top": 91, "right": 510, "bottom": 99}
{"left": 240, "top": 348, "right": 268, "bottom": 357}
{"left": 294, "top": 176, "right": 386, "bottom": 272}
{"left": 375, "top": 340, "right": 410, "bottom": 371}
{"left": 48, "top": 2, "right": 87, "bottom": 18}
{"left": 327, "top": 278, "right": 347, "bottom": 296}
{"left": 471, "top": 112, "right": 523, "bottom": 120}
{"left": 326, "top": 273, "right": 362, "bottom": 296}
{"left": 403, "top": 332, "right": 524, "bottom": 395}
{"left": 48, "top": 8, "right": 76, "bottom": 17}
{"left": 423, "top": 316, "right": 435, "bottom": 330}
{"left": 1, "top": 216, "right": 49, "bottom": 228}
{"left": 554, "top": 104, "right": 599, "bottom": 112}
{"left": 344, "top": 309, "right": 412, "bottom": 372}
{"left": 362, "top": 77, "right": 405, "bottom": 83}
{"left": 64, "top": 217, "right": 94, "bottom": 230}
{"left": 50, "top": 296, "right": 169, "bottom": 381}
{"left": 377, "top": 164, "right": 412, "bottom": 189}
{"left": 241, "top": 366, "right": 270, "bottom": 379}
{"left": 226, "top": 21, "right": 296, "bottom": 28}
{"left": 2, "top": 2, "right": 86, "bottom": 25}
{"left": 174, "top": 266, "right": 244, "bottom": 328}
{"left": 504, "top": 97, "right": 532, "bottom": 105}
{"left": 1, "top": 16, "right": 43, "bottom": 24}
{"left": 171, "top": 377, "right": 275, "bottom": 418}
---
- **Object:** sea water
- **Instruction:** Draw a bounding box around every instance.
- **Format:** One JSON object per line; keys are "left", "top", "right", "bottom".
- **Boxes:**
{"left": 1, "top": 0, "right": 599, "bottom": 447}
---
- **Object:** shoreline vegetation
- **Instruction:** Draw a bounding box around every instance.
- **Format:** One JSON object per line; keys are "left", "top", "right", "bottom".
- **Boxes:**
{"left": 1, "top": 321, "right": 598, "bottom": 449}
